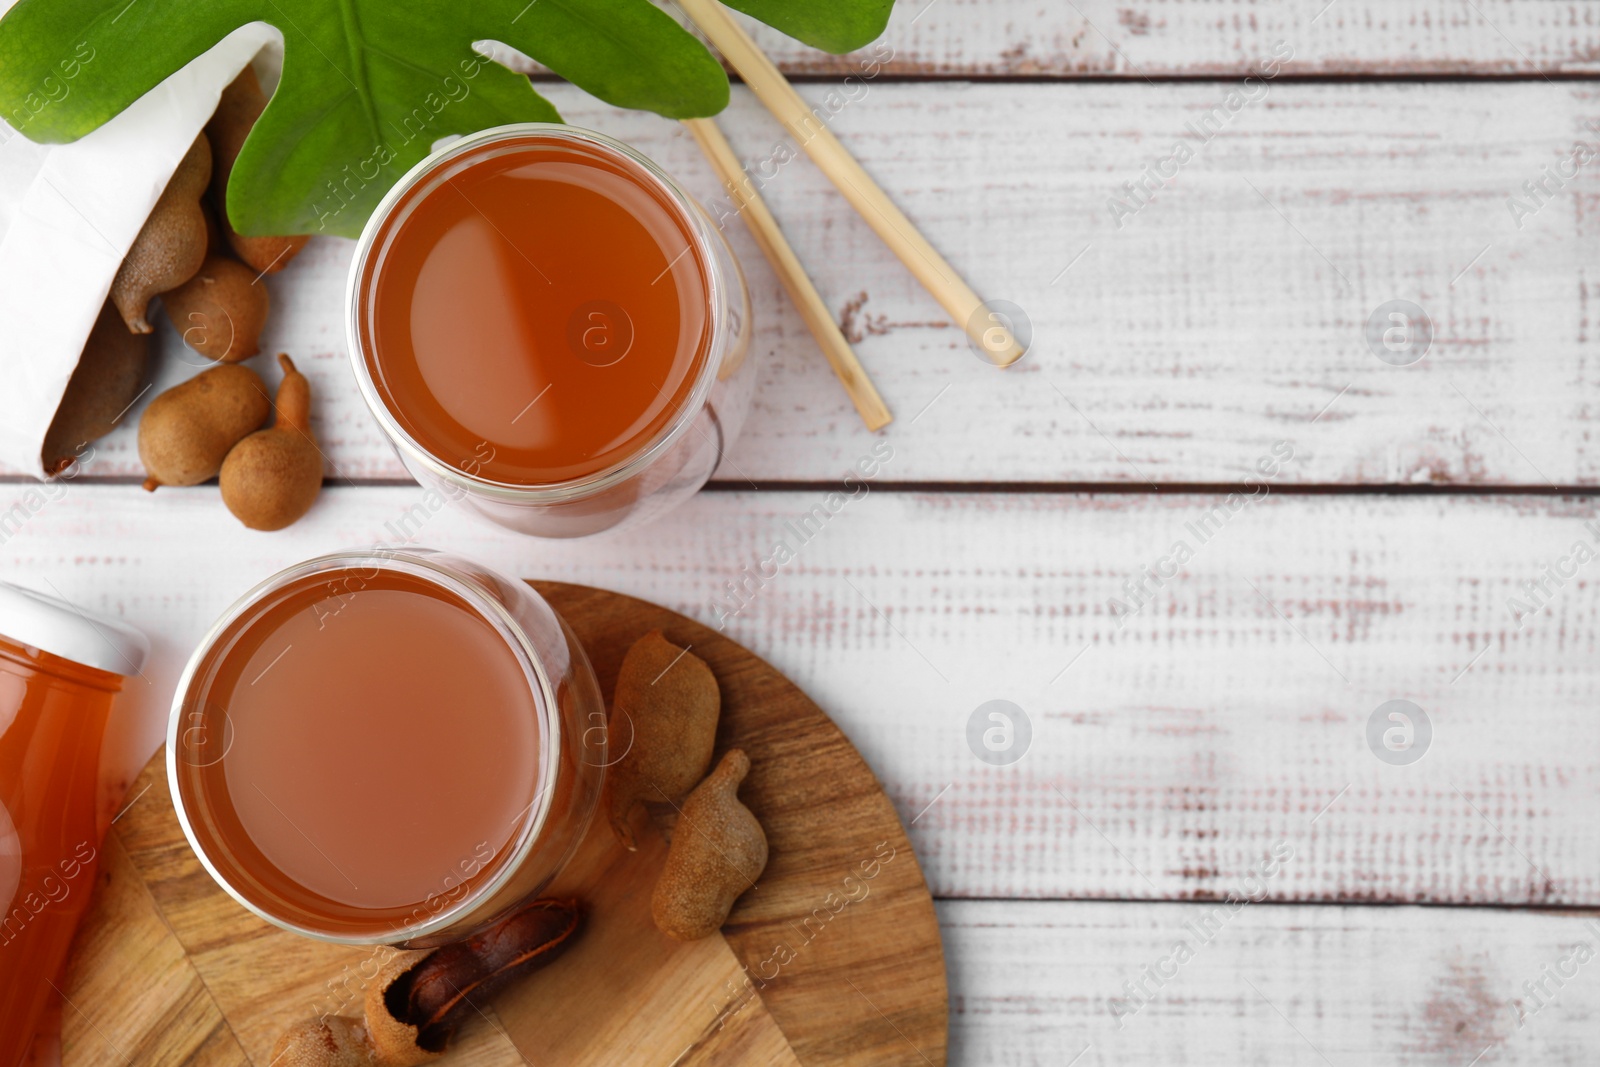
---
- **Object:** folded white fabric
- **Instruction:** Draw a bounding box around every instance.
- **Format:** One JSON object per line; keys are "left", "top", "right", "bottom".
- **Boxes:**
{"left": 0, "top": 15, "right": 278, "bottom": 478}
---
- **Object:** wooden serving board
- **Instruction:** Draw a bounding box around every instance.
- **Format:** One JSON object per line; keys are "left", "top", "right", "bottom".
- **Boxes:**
{"left": 59, "top": 582, "right": 946, "bottom": 1066}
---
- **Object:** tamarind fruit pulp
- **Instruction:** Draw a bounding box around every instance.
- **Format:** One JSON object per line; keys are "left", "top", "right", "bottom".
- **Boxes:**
{"left": 271, "top": 900, "right": 583, "bottom": 1067}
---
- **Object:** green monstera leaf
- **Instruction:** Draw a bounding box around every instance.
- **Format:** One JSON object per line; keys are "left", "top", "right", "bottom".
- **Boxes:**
{"left": 0, "top": 0, "right": 891, "bottom": 238}
{"left": 722, "top": 0, "right": 895, "bottom": 55}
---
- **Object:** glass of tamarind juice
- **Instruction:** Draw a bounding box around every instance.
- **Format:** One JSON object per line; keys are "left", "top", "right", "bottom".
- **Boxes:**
{"left": 168, "top": 549, "right": 606, "bottom": 947}
{"left": 347, "top": 124, "right": 754, "bottom": 538}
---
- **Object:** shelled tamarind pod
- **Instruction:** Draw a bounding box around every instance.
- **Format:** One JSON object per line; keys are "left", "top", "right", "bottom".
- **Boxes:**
{"left": 270, "top": 899, "right": 583, "bottom": 1067}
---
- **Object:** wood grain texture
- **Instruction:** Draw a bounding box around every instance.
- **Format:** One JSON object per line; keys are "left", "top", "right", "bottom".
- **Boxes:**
{"left": 526, "top": 582, "right": 946, "bottom": 1067}
{"left": 21, "top": 80, "right": 1598, "bottom": 487}
{"left": 70, "top": 757, "right": 529, "bottom": 1067}
{"left": 61, "top": 583, "right": 947, "bottom": 1067}
{"left": 16, "top": 2, "right": 1595, "bottom": 1062}
{"left": 729, "top": 0, "right": 1600, "bottom": 78}
{"left": 684, "top": 117, "right": 893, "bottom": 430}
{"left": 13, "top": 487, "right": 1598, "bottom": 907}
{"left": 59, "top": 836, "right": 248, "bottom": 1067}
{"left": 942, "top": 900, "right": 1600, "bottom": 1065}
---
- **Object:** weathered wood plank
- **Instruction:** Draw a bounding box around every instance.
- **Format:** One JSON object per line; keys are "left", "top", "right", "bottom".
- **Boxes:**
{"left": 9, "top": 486, "right": 1597, "bottom": 905}
{"left": 663, "top": 1, "right": 1600, "bottom": 78}
{"left": 943, "top": 899, "right": 1600, "bottom": 1065}
{"left": 18, "top": 80, "right": 1597, "bottom": 487}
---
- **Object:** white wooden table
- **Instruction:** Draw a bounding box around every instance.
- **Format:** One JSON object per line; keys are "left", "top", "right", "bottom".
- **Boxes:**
{"left": 7, "top": 2, "right": 1600, "bottom": 1063}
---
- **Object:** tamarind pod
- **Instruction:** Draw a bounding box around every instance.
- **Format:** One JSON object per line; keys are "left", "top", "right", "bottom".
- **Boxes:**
{"left": 111, "top": 134, "right": 212, "bottom": 332}
{"left": 396, "top": 898, "right": 583, "bottom": 1047}
{"left": 207, "top": 67, "right": 310, "bottom": 272}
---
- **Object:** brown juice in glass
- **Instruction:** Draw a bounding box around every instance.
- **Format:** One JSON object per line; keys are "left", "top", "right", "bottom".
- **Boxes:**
{"left": 173, "top": 568, "right": 548, "bottom": 939}
{"left": 364, "top": 136, "right": 712, "bottom": 485}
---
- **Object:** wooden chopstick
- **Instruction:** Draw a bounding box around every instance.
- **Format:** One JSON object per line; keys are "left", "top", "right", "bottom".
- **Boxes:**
{"left": 685, "top": 117, "right": 893, "bottom": 430}
{"left": 676, "top": 0, "right": 1025, "bottom": 368}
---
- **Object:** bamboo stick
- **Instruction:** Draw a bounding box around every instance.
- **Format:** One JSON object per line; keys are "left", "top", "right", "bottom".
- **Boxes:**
{"left": 676, "top": 0, "right": 1025, "bottom": 367}
{"left": 685, "top": 117, "right": 893, "bottom": 430}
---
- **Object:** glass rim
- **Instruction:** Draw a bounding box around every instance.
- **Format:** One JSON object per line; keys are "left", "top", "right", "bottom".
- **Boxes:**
{"left": 166, "top": 549, "right": 563, "bottom": 946}
{"left": 345, "top": 122, "right": 731, "bottom": 504}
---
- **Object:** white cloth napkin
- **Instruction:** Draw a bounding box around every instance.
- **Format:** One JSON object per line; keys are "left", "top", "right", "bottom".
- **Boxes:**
{"left": 0, "top": 16, "right": 280, "bottom": 478}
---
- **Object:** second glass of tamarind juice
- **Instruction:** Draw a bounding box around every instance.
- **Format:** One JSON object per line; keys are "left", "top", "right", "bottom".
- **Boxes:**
{"left": 168, "top": 550, "right": 605, "bottom": 946}
{"left": 348, "top": 124, "right": 754, "bottom": 538}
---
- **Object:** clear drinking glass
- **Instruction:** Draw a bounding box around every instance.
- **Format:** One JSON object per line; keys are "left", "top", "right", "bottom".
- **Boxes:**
{"left": 346, "top": 124, "right": 755, "bottom": 539}
{"left": 168, "top": 549, "right": 605, "bottom": 947}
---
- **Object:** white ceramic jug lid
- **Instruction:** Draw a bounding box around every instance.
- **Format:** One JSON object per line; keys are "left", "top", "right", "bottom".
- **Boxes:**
{"left": 0, "top": 579, "right": 149, "bottom": 677}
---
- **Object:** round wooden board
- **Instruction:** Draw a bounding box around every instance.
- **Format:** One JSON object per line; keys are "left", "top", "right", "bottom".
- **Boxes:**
{"left": 61, "top": 581, "right": 947, "bottom": 1067}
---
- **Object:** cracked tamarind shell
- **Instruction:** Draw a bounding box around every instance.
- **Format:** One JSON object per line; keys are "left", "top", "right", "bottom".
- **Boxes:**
{"left": 605, "top": 630, "right": 721, "bottom": 849}
{"left": 270, "top": 900, "right": 584, "bottom": 1066}
{"left": 110, "top": 133, "right": 212, "bottom": 333}
{"left": 269, "top": 1018, "right": 380, "bottom": 1067}
{"left": 387, "top": 899, "right": 583, "bottom": 1052}
{"left": 207, "top": 67, "right": 309, "bottom": 273}
{"left": 162, "top": 253, "right": 269, "bottom": 363}
{"left": 41, "top": 299, "right": 151, "bottom": 475}
{"left": 267, "top": 952, "right": 457, "bottom": 1067}
{"left": 651, "top": 749, "right": 769, "bottom": 941}
{"left": 364, "top": 951, "right": 441, "bottom": 1067}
